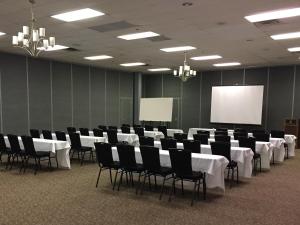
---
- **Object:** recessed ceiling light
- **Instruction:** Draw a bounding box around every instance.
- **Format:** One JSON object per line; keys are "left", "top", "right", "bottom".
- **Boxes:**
{"left": 191, "top": 55, "right": 222, "bottom": 61}
{"left": 288, "top": 47, "right": 300, "bottom": 52}
{"left": 84, "top": 55, "right": 113, "bottom": 60}
{"left": 0, "top": 32, "right": 6, "bottom": 36}
{"left": 148, "top": 68, "right": 171, "bottom": 72}
{"left": 245, "top": 7, "right": 300, "bottom": 23}
{"left": 117, "top": 31, "right": 160, "bottom": 40}
{"left": 51, "top": 8, "right": 105, "bottom": 22}
{"left": 271, "top": 31, "right": 300, "bottom": 40}
{"left": 213, "top": 62, "right": 241, "bottom": 67}
{"left": 120, "top": 62, "right": 146, "bottom": 67}
{"left": 160, "top": 46, "right": 196, "bottom": 52}
{"left": 37, "top": 45, "right": 69, "bottom": 51}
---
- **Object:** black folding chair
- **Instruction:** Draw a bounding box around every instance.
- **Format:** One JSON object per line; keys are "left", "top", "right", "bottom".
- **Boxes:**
{"left": 93, "top": 128, "right": 103, "bottom": 137}
{"left": 193, "top": 134, "right": 209, "bottom": 145}
{"left": 139, "top": 136, "right": 154, "bottom": 147}
{"left": 160, "top": 138, "right": 177, "bottom": 150}
{"left": 79, "top": 128, "right": 90, "bottom": 136}
{"left": 69, "top": 133, "right": 94, "bottom": 165}
{"left": 183, "top": 140, "right": 201, "bottom": 153}
{"left": 30, "top": 129, "right": 40, "bottom": 138}
{"left": 42, "top": 130, "right": 53, "bottom": 140}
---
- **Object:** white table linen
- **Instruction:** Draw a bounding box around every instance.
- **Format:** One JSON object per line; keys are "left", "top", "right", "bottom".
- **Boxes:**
{"left": 111, "top": 146, "right": 229, "bottom": 190}
{"left": 154, "top": 128, "right": 184, "bottom": 137}
{"left": 102, "top": 132, "right": 139, "bottom": 146}
{"left": 5, "top": 136, "right": 71, "bottom": 169}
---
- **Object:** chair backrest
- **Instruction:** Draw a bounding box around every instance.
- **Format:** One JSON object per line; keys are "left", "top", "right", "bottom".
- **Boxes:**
{"left": 21, "top": 135, "right": 36, "bottom": 156}
{"left": 42, "top": 130, "right": 52, "bottom": 140}
{"left": 98, "top": 125, "right": 107, "bottom": 132}
{"left": 183, "top": 139, "right": 201, "bottom": 153}
{"left": 55, "top": 131, "right": 67, "bottom": 141}
{"left": 215, "top": 130, "right": 228, "bottom": 136}
{"left": 157, "top": 125, "right": 167, "bottom": 137}
{"left": 140, "top": 145, "right": 161, "bottom": 172}
{"left": 122, "top": 124, "right": 131, "bottom": 127}
{"left": 252, "top": 129, "right": 266, "bottom": 135}
{"left": 197, "top": 130, "right": 210, "bottom": 136}
{"left": 233, "top": 132, "right": 248, "bottom": 140}
{"left": 145, "top": 125, "right": 153, "bottom": 131}
{"left": 160, "top": 138, "right": 177, "bottom": 150}
{"left": 193, "top": 134, "right": 209, "bottom": 145}
{"left": 67, "top": 127, "right": 76, "bottom": 133}
{"left": 134, "top": 127, "right": 144, "bottom": 137}
{"left": 169, "top": 149, "right": 193, "bottom": 177}
{"left": 239, "top": 137, "right": 256, "bottom": 153}
{"left": 211, "top": 141, "right": 231, "bottom": 161}
{"left": 121, "top": 126, "right": 131, "bottom": 134}
{"left": 94, "top": 142, "right": 114, "bottom": 167}
{"left": 93, "top": 128, "right": 103, "bottom": 137}
{"left": 30, "top": 129, "right": 40, "bottom": 138}
{"left": 116, "top": 144, "right": 137, "bottom": 169}
{"left": 215, "top": 135, "right": 231, "bottom": 143}
{"left": 7, "top": 134, "right": 22, "bottom": 154}
{"left": 79, "top": 128, "right": 90, "bottom": 136}
{"left": 234, "top": 128, "right": 247, "bottom": 133}
{"left": 69, "top": 132, "right": 82, "bottom": 149}
{"left": 216, "top": 128, "right": 228, "bottom": 132}
{"left": 107, "top": 129, "right": 118, "bottom": 145}
{"left": 139, "top": 136, "right": 154, "bottom": 146}
{"left": 173, "top": 133, "right": 188, "bottom": 143}
{"left": 0, "top": 133, "right": 7, "bottom": 151}
{"left": 253, "top": 133, "right": 270, "bottom": 142}
{"left": 271, "top": 130, "right": 285, "bottom": 138}
{"left": 108, "top": 126, "right": 118, "bottom": 131}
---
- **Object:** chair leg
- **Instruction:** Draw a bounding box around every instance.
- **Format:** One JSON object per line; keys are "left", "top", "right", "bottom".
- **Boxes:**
{"left": 55, "top": 154, "right": 59, "bottom": 168}
{"left": 34, "top": 157, "right": 38, "bottom": 175}
{"left": 154, "top": 175, "right": 157, "bottom": 189}
{"left": 203, "top": 174, "right": 206, "bottom": 200}
{"left": 109, "top": 168, "right": 113, "bottom": 184}
{"left": 191, "top": 181, "right": 197, "bottom": 206}
{"left": 117, "top": 170, "right": 124, "bottom": 191}
{"left": 140, "top": 173, "right": 147, "bottom": 195}
{"left": 159, "top": 176, "right": 166, "bottom": 200}
{"left": 96, "top": 167, "right": 102, "bottom": 188}
{"left": 260, "top": 157, "right": 262, "bottom": 172}
{"left": 80, "top": 151, "right": 86, "bottom": 166}
{"left": 236, "top": 166, "right": 239, "bottom": 184}
{"left": 168, "top": 178, "right": 176, "bottom": 202}
{"left": 112, "top": 170, "right": 119, "bottom": 190}
{"left": 148, "top": 175, "right": 151, "bottom": 190}
{"left": 135, "top": 172, "right": 142, "bottom": 195}
{"left": 230, "top": 168, "right": 234, "bottom": 188}
{"left": 181, "top": 179, "right": 184, "bottom": 195}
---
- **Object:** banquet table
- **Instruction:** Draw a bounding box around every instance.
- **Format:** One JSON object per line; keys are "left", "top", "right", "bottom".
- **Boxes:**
{"left": 103, "top": 132, "right": 139, "bottom": 146}
{"left": 111, "top": 146, "right": 229, "bottom": 190}
{"left": 154, "top": 141, "right": 253, "bottom": 178}
{"left": 154, "top": 128, "right": 184, "bottom": 137}
{"left": 5, "top": 136, "right": 71, "bottom": 169}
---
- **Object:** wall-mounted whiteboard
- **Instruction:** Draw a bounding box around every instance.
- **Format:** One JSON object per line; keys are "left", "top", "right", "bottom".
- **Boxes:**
{"left": 139, "top": 98, "right": 173, "bottom": 122}
{"left": 210, "top": 85, "right": 264, "bottom": 125}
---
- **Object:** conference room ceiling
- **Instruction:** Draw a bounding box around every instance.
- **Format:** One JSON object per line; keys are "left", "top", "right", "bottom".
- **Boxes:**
{"left": 0, "top": 0, "right": 300, "bottom": 73}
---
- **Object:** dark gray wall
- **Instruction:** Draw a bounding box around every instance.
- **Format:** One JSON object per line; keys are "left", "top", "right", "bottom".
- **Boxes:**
{"left": 0, "top": 52, "right": 134, "bottom": 135}
{"left": 142, "top": 65, "right": 299, "bottom": 132}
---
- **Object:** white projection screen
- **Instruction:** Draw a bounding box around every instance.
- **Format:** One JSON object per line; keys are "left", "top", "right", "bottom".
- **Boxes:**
{"left": 139, "top": 98, "right": 173, "bottom": 122}
{"left": 210, "top": 85, "right": 264, "bottom": 125}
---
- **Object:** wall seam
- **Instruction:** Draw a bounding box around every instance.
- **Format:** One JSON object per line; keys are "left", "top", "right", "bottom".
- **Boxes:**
{"left": 180, "top": 81, "right": 183, "bottom": 129}
{"left": 265, "top": 67, "right": 270, "bottom": 129}
{"left": 50, "top": 61, "right": 53, "bottom": 131}
{"left": 243, "top": 68, "right": 246, "bottom": 85}
{"left": 292, "top": 65, "right": 296, "bottom": 118}
{"left": 89, "top": 66, "right": 92, "bottom": 129}
{"left": 70, "top": 64, "right": 74, "bottom": 127}
{"left": 104, "top": 70, "right": 107, "bottom": 125}
{"left": 199, "top": 72, "right": 202, "bottom": 127}
{"left": 118, "top": 72, "right": 121, "bottom": 126}
{"left": 161, "top": 74, "right": 164, "bottom": 97}
{"left": 220, "top": 71, "right": 223, "bottom": 85}
{"left": 26, "top": 56, "right": 30, "bottom": 133}
{"left": 0, "top": 71, "right": 3, "bottom": 133}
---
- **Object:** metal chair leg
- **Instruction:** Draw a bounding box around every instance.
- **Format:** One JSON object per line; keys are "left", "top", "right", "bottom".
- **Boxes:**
{"left": 159, "top": 176, "right": 166, "bottom": 200}
{"left": 117, "top": 170, "right": 124, "bottom": 191}
{"left": 96, "top": 167, "right": 102, "bottom": 188}
{"left": 112, "top": 170, "right": 119, "bottom": 190}
{"left": 191, "top": 181, "right": 197, "bottom": 206}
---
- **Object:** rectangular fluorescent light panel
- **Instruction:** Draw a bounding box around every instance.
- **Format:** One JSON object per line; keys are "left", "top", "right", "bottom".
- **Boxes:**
{"left": 213, "top": 62, "right": 241, "bottom": 67}
{"left": 160, "top": 46, "right": 196, "bottom": 52}
{"left": 271, "top": 31, "right": 300, "bottom": 40}
{"left": 245, "top": 7, "right": 300, "bottom": 23}
{"left": 51, "top": 8, "right": 105, "bottom": 22}
{"left": 120, "top": 62, "right": 146, "bottom": 67}
{"left": 148, "top": 68, "right": 171, "bottom": 72}
{"left": 191, "top": 55, "right": 222, "bottom": 61}
{"left": 84, "top": 55, "right": 113, "bottom": 60}
{"left": 118, "top": 31, "right": 160, "bottom": 40}
{"left": 0, "top": 32, "right": 6, "bottom": 36}
{"left": 288, "top": 47, "right": 300, "bottom": 52}
{"left": 37, "top": 45, "right": 69, "bottom": 51}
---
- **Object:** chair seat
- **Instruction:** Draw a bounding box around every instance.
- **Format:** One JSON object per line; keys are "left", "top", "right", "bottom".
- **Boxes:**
{"left": 123, "top": 163, "right": 144, "bottom": 172}
{"left": 36, "top": 151, "right": 51, "bottom": 157}
{"left": 177, "top": 171, "right": 203, "bottom": 180}
{"left": 104, "top": 161, "right": 120, "bottom": 169}
{"left": 227, "top": 160, "right": 238, "bottom": 168}
{"left": 151, "top": 166, "right": 173, "bottom": 176}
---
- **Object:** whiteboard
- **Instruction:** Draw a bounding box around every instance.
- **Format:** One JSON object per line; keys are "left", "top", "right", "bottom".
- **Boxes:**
{"left": 139, "top": 98, "right": 173, "bottom": 122}
{"left": 210, "top": 85, "right": 264, "bottom": 125}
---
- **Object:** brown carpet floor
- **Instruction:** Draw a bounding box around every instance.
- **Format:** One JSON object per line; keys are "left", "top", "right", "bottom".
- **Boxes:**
{"left": 1, "top": 151, "right": 300, "bottom": 225}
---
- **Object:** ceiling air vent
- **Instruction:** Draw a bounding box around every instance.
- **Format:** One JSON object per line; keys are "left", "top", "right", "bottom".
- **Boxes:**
{"left": 254, "top": 19, "right": 281, "bottom": 28}
{"left": 89, "top": 21, "right": 138, "bottom": 32}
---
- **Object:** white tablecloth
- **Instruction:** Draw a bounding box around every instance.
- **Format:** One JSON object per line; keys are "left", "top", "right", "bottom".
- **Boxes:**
{"left": 153, "top": 128, "right": 184, "bottom": 137}
{"left": 111, "top": 146, "right": 229, "bottom": 190}
{"left": 154, "top": 141, "right": 253, "bottom": 178}
{"left": 102, "top": 132, "right": 139, "bottom": 146}
{"left": 188, "top": 128, "right": 215, "bottom": 138}
{"left": 4, "top": 136, "right": 71, "bottom": 169}
{"left": 284, "top": 134, "right": 297, "bottom": 157}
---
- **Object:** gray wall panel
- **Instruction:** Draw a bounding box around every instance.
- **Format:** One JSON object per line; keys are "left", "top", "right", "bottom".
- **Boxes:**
{"left": 222, "top": 69, "right": 244, "bottom": 86}
{"left": 0, "top": 53, "right": 28, "bottom": 134}
{"left": 90, "top": 67, "right": 106, "bottom": 127}
{"left": 143, "top": 75, "right": 162, "bottom": 97}
{"left": 268, "top": 66, "right": 294, "bottom": 130}
{"left": 163, "top": 75, "right": 181, "bottom": 97}
{"left": 294, "top": 66, "right": 300, "bottom": 119}
{"left": 106, "top": 71, "right": 119, "bottom": 126}
{"left": 120, "top": 72, "right": 133, "bottom": 125}
{"left": 28, "top": 58, "right": 51, "bottom": 130}
{"left": 72, "top": 65, "right": 90, "bottom": 128}
{"left": 201, "top": 71, "right": 221, "bottom": 128}
{"left": 52, "top": 61, "right": 72, "bottom": 131}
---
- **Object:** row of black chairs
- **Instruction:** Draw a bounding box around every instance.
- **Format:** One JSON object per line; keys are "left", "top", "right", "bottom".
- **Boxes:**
{"left": 94, "top": 142, "right": 206, "bottom": 206}
{"left": 0, "top": 134, "right": 55, "bottom": 174}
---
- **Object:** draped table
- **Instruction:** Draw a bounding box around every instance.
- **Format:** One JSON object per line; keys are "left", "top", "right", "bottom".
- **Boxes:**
{"left": 111, "top": 146, "right": 229, "bottom": 191}
{"left": 153, "top": 128, "right": 184, "bottom": 137}
{"left": 154, "top": 141, "right": 253, "bottom": 178}
{"left": 5, "top": 136, "right": 71, "bottom": 169}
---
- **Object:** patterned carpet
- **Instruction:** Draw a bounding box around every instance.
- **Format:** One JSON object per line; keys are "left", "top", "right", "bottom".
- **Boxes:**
{"left": 0, "top": 151, "right": 300, "bottom": 225}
